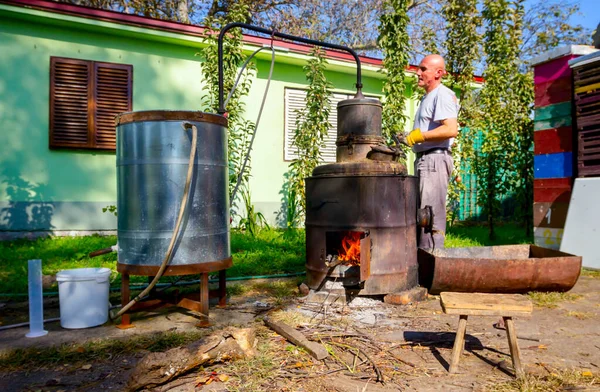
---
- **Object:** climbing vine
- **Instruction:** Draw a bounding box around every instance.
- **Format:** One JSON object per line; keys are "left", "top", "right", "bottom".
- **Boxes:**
{"left": 443, "top": 0, "right": 481, "bottom": 225}
{"left": 475, "top": 0, "right": 531, "bottom": 239}
{"left": 200, "top": 1, "right": 255, "bottom": 218}
{"left": 378, "top": 0, "right": 411, "bottom": 141}
{"left": 286, "top": 47, "right": 333, "bottom": 225}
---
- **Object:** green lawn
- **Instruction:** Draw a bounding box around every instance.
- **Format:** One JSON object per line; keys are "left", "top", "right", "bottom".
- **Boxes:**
{"left": 0, "top": 224, "right": 530, "bottom": 296}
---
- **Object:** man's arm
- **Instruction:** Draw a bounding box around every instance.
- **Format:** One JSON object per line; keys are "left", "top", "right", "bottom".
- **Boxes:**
{"left": 421, "top": 118, "right": 458, "bottom": 142}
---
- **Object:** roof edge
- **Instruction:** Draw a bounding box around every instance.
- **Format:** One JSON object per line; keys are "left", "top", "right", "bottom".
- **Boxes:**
{"left": 530, "top": 45, "right": 598, "bottom": 66}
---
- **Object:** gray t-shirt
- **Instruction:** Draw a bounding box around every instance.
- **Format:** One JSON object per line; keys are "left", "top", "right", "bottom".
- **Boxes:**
{"left": 412, "top": 84, "right": 459, "bottom": 153}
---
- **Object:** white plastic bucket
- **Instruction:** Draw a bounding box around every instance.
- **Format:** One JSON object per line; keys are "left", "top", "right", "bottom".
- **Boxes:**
{"left": 56, "top": 268, "right": 111, "bottom": 329}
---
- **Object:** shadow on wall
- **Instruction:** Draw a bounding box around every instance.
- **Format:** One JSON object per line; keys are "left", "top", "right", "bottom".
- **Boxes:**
{"left": 0, "top": 170, "right": 54, "bottom": 231}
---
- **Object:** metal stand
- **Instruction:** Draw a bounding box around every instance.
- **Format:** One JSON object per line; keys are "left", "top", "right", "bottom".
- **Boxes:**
{"left": 118, "top": 268, "right": 228, "bottom": 329}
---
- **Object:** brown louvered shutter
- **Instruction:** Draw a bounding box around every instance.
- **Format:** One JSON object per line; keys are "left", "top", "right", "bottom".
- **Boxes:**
{"left": 50, "top": 57, "right": 91, "bottom": 148}
{"left": 93, "top": 62, "right": 132, "bottom": 149}
{"left": 50, "top": 57, "right": 132, "bottom": 150}
{"left": 573, "top": 61, "right": 600, "bottom": 177}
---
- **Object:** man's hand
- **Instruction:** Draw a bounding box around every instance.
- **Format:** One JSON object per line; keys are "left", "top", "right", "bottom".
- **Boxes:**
{"left": 404, "top": 129, "right": 425, "bottom": 147}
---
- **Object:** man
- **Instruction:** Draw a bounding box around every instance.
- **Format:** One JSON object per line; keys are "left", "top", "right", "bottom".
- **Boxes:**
{"left": 401, "top": 54, "right": 458, "bottom": 249}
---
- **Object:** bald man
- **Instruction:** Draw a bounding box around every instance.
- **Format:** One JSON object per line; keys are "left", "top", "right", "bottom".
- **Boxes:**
{"left": 401, "top": 54, "right": 458, "bottom": 248}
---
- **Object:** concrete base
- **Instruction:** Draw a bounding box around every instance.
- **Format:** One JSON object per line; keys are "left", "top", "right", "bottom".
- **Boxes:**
{"left": 383, "top": 286, "right": 428, "bottom": 305}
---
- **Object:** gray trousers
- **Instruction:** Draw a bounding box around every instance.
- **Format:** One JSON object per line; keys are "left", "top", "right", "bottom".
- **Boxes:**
{"left": 414, "top": 153, "right": 454, "bottom": 249}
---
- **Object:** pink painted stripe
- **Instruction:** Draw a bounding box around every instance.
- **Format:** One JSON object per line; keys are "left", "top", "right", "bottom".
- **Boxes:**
{"left": 534, "top": 55, "right": 576, "bottom": 84}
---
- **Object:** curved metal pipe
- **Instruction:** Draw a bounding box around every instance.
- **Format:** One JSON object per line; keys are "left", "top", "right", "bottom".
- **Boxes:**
{"left": 217, "top": 22, "right": 363, "bottom": 114}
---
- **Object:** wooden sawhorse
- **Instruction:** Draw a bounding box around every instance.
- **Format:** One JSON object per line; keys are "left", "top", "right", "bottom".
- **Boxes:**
{"left": 440, "top": 292, "right": 533, "bottom": 377}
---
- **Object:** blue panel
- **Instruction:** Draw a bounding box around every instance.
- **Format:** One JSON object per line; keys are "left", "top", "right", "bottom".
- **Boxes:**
{"left": 534, "top": 152, "right": 573, "bottom": 179}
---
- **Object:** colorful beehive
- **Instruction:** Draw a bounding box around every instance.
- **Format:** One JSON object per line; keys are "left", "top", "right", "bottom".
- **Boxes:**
{"left": 530, "top": 45, "right": 598, "bottom": 250}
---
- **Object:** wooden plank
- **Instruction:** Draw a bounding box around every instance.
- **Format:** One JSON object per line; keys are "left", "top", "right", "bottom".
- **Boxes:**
{"left": 534, "top": 152, "right": 573, "bottom": 179}
{"left": 575, "top": 81, "right": 600, "bottom": 95}
{"left": 449, "top": 315, "right": 468, "bottom": 374}
{"left": 533, "top": 55, "right": 575, "bottom": 84}
{"left": 534, "top": 115, "right": 571, "bottom": 131}
{"left": 264, "top": 317, "right": 329, "bottom": 360}
{"left": 534, "top": 102, "right": 571, "bottom": 122}
{"left": 533, "top": 202, "right": 569, "bottom": 228}
{"left": 534, "top": 126, "right": 573, "bottom": 155}
{"left": 440, "top": 293, "right": 533, "bottom": 316}
{"left": 535, "top": 76, "right": 571, "bottom": 108}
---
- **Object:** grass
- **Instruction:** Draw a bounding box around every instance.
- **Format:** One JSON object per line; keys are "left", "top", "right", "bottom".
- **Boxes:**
{"left": 581, "top": 268, "right": 600, "bottom": 279}
{"left": 526, "top": 292, "right": 583, "bottom": 308}
{"left": 0, "top": 223, "right": 533, "bottom": 296}
{"left": 487, "top": 369, "right": 600, "bottom": 392}
{"left": 0, "top": 329, "right": 209, "bottom": 371}
{"left": 566, "top": 311, "right": 594, "bottom": 320}
{"left": 446, "top": 222, "right": 532, "bottom": 248}
{"left": 0, "top": 229, "right": 306, "bottom": 296}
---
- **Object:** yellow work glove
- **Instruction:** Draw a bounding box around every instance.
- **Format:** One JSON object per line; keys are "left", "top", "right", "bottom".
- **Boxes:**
{"left": 405, "top": 128, "right": 425, "bottom": 147}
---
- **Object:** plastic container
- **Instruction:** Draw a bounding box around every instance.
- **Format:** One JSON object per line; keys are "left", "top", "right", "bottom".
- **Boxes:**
{"left": 26, "top": 259, "right": 48, "bottom": 338}
{"left": 56, "top": 268, "right": 111, "bottom": 329}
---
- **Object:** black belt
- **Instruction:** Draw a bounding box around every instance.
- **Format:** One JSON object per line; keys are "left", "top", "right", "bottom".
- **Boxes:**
{"left": 416, "top": 148, "right": 450, "bottom": 159}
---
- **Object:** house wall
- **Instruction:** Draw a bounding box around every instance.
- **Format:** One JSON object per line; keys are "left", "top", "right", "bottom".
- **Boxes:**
{"left": 531, "top": 46, "right": 597, "bottom": 249}
{"left": 0, "top": 3, "right": 414, "bottom": 236}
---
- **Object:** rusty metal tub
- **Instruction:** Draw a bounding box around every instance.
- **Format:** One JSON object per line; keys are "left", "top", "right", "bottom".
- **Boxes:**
{"left": 418, "top": 245, "right": 582, "bottom": 295}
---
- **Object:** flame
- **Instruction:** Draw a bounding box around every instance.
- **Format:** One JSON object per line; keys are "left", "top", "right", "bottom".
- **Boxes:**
{"left": 338, "top": 231, "right": 361, "bottom": 264}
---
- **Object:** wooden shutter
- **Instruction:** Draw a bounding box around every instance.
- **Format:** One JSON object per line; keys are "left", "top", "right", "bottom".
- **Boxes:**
{"left": 50, "top": 57, "right": 91, "bottom": 148}
{"left": 93, "top": 62, "right": 132, "bottom": 149}
{"left": 50, "top": 57, "right": 132, "bottom": 150}
{"left": 573, "top": 61, "right": 600, "bottom": 177}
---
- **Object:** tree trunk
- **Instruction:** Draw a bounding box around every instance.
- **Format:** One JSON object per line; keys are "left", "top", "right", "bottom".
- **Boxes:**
{"left": 127, "top": 327, "right": 255, "bottom": 391}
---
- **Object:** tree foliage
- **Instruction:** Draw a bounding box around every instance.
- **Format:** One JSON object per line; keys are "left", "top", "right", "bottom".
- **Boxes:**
{"left": 378, "top": 0, "right": 412, "bottom": 140}
{"left": 199, "top": 1, "right": 255, "bottom": 218}
{"left": 286, "top": 48, "right": 332, "bottom": 225}
{"left": 473, "top": 0, "right": 532, "bottom": 239}
{"left": 57, "top": 0, "right": 591, "bottom": 65}
{"left": 443, "top": 0, "right": 481, "bottom": 225}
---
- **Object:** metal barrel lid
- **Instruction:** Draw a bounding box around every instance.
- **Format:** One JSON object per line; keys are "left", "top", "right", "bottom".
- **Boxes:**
{"left": 115, "top": 110, "right": 228, "bottom": 127}
{"left": 337, "top": 97, "right": 382, "bottom": 108}
{"left": 311, "top": 161, "right": 408, "bottom": 177}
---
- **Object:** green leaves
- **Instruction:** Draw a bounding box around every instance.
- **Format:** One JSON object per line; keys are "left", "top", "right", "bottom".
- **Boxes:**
{"left": 200, "top": 1, "right": 255, "bottom": 219}
{"left": 286, "top": 48, "right": 333, "bottom": 224}
{"left": 378, "top": 0, "right": 411, "bottom": 141}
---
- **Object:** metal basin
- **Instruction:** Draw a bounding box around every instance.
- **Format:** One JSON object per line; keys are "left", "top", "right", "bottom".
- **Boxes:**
{"left": 418, "top": 245, "right": 582, "bottom": 294}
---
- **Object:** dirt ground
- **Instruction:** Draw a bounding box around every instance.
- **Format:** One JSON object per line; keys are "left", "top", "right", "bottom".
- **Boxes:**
{"left": 1, "top": 275, "right": 599, "bottom": 392}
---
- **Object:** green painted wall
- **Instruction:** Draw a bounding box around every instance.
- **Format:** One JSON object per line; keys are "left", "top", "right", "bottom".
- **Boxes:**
{"left": 0, "top": 3, "right": 417, "bottom": 234}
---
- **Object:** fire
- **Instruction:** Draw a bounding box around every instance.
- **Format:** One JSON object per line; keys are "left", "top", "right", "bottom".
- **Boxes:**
{"left": 338, "top": 231, "right": 361, "bottom": 264}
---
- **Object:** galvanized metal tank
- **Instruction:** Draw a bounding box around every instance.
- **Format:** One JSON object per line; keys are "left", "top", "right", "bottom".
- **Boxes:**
{"left": 115, "top": 111, "right": 231, "bottom": 276}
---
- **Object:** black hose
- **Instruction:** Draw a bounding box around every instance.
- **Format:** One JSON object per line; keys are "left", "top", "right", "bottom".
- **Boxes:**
{"left": 217, "top": 22, "right": 363, "bottom": 114}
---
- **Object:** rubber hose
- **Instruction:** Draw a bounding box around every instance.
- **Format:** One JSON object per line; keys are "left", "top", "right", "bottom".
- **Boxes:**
{"left": 115, "top": 122, "right": 198, "bottom": 318}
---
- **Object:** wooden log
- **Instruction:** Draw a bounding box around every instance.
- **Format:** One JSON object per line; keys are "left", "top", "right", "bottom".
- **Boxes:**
{"left": 127, "top": 327, "right": 256, "bottom": 391}
{"left": 264, "top": 317, "right": 329, "bottom": 360}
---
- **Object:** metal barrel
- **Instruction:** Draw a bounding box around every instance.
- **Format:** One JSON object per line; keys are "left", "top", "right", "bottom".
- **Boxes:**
{"left": 115, "top": 111, "right": 231, "bottom": 275}
{"left": 305, "top": 164, "right": 418, "bottom": 295}
{"left": 418, "top": 245, "right": 582, "bottom": 294}
{"left": 337, "top": 97, "right": 382, "bottom": 138}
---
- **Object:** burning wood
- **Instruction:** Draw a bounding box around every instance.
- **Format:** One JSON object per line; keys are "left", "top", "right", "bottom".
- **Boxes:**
{"left": 338, "top": 231, "right": 361, "bottom": 265}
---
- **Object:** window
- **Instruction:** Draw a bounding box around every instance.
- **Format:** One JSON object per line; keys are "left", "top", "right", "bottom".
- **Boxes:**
{"left": 49, "top": 57, "right": 132, "bottom": 150}
{"left": 284, "top": 88, "right": 378, "bottom": 163}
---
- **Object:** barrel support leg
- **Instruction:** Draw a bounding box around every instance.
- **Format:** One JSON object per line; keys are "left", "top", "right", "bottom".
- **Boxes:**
{"left": 197, "top": 273, "right": 210, "bottom": 327}
{"left": 118, "top": 273, "right": 133, "bottom": 328}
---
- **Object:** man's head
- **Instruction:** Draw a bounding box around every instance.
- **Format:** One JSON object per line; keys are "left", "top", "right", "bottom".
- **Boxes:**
{"left": 416, "top": 54, "right": 446, "bottom": 93}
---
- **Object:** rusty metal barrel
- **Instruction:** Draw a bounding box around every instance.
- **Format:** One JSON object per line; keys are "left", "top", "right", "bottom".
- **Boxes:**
{"left": 418, "top": 245, "right": 582, "bottom": 294}
{"left": 115, "top": 110, "right": 231, "bottom": 276}
{"left": 305, "top": 161, "right": 419, "bottom": 295}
